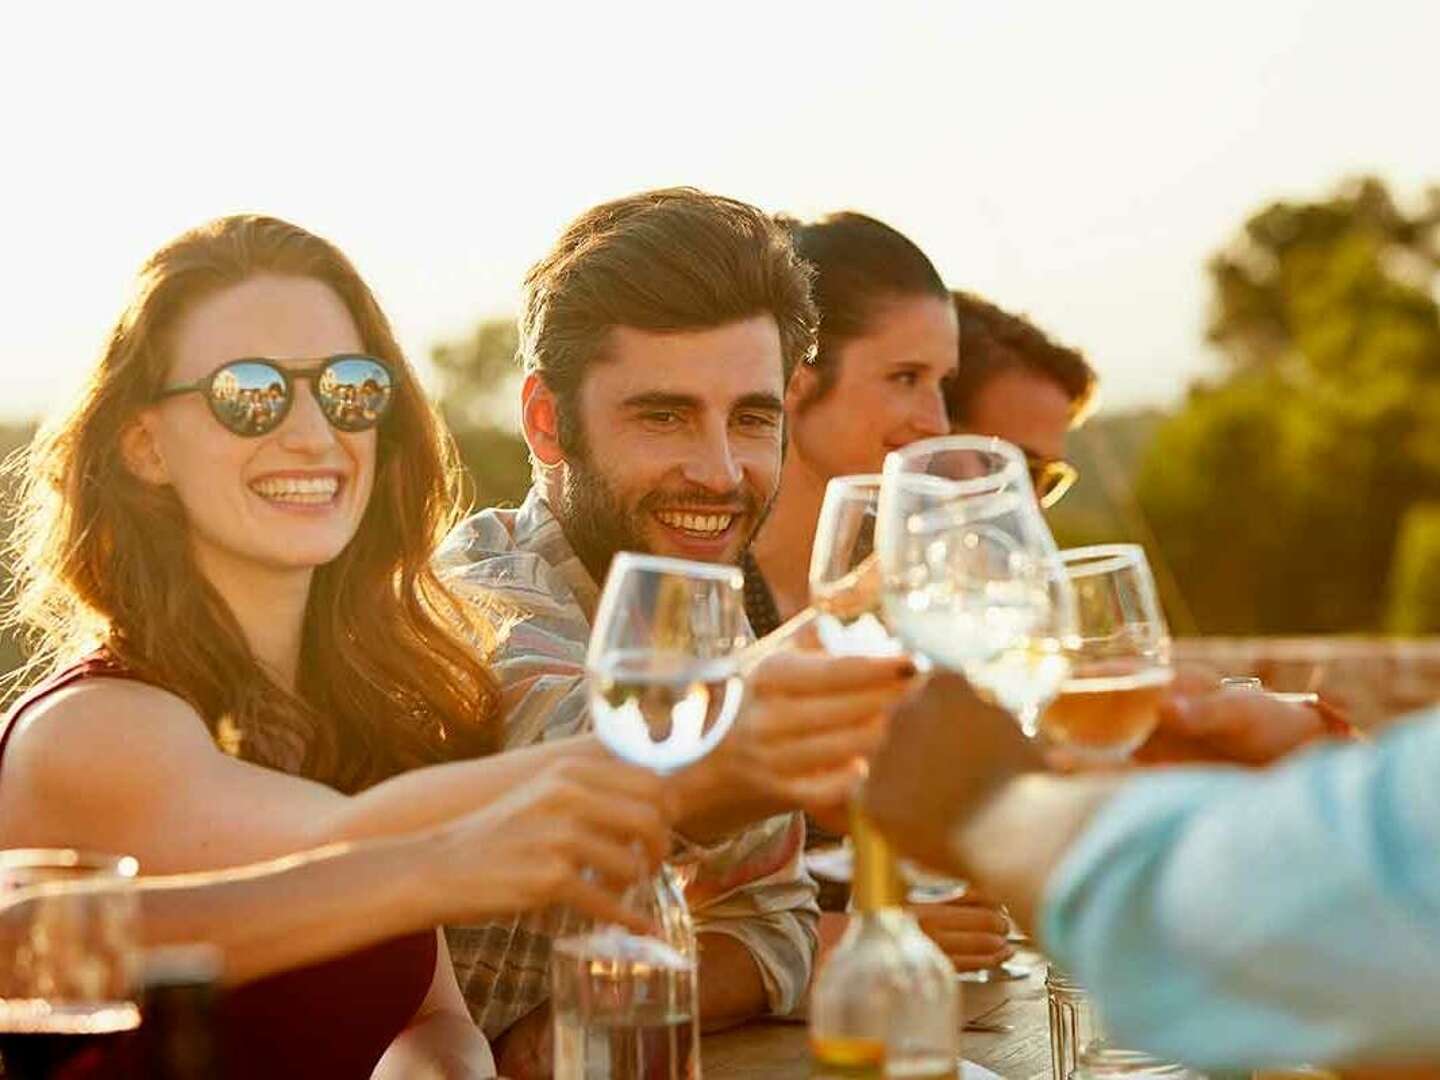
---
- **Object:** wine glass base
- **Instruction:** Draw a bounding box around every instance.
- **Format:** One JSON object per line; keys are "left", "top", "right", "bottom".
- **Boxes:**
{"left": 957, "top": 961, "right": 1030, "bottom": 984}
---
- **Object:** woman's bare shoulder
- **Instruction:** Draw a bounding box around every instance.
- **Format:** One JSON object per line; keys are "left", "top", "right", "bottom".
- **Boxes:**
{"left": 3, "top": 676, "right": 219, "bottom": 814}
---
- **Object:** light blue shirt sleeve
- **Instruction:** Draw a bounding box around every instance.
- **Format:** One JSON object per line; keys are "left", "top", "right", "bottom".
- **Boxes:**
{"left": 1041, "top": 711, "right": 1440, "bottom": 1070}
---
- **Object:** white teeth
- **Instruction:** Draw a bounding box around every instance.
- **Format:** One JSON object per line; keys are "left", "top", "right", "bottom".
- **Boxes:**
{"left": 251, "top": 476, "right": 340, "bottom": 503}
{"left": 655, "top": 511, "right": 734, "bottom": 536}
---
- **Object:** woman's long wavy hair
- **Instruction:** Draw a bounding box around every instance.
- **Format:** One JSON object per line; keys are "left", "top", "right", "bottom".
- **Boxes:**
{"left": 5, "top": 215, "right": 502, "bottom": 791}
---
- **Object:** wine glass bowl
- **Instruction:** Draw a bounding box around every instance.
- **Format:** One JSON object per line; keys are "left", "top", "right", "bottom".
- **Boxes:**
{"left": 1038, "top": 545, "right": 1174, "bottom": 765}
{"left": 587, "top": 553, "right": 749, "bottom": 775}
{"left": 809, "top": 475, "right": 903, "bottom": 659}
{"left": 878, "top": 436, "right": 1075, "bottom": 735}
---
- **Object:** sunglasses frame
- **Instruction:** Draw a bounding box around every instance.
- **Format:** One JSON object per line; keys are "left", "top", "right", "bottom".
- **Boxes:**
{"left": 1026, "top": 452, "right": 1079, "bottom": 508}
{"left": 155, "top": 354, "right": 401, "bottom": 437}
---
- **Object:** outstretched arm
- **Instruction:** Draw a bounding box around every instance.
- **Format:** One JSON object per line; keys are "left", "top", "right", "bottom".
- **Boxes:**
{"left": 864, "top": 674, "right": 1440, "bottom": 1068}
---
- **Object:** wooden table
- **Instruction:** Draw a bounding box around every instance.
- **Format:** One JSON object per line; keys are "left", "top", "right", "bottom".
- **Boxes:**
{"left": 704, "top": 949, "right": 1053, "bottom": 1079}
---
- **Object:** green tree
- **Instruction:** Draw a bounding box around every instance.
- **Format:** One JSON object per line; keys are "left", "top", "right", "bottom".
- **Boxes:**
{"left": 430, "top": 317, "right": 533, "bottom": 509}
{"left": 1136, "top": 177, "right": 1440, "bottom": 633}
{"left": 1388, "top": 502, "right": 1440, "bottom": 633}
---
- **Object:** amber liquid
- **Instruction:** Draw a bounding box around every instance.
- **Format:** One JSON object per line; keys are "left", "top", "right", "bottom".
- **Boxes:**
{"left": 810, "top": 1034, "right": 958, "bottom": 1079}
{"left": 1039, "top": 667, "right": 1173, "bottom": 761}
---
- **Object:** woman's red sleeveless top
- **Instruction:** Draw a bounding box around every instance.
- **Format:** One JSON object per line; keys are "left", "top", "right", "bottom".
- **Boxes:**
{"left": 0, "top": 654, "right": 438, "bottom": 1078}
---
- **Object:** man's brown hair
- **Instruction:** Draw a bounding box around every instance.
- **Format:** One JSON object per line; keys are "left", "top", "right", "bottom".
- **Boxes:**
{"left": 946, "top": 290, "right": 1099, "bottom": 427}
{"left": 521, "top": 187, "right": 818, "bottom": 455}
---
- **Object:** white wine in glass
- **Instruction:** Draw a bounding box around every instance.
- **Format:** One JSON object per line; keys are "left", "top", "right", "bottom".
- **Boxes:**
{"left": 878, "top": 436, "right": 1075, "bottom": 736}
{"left": 556, "top": 553, "right": 750, "bottom": 1080}
{"left": 587, "top": 553, "right": 749, "bottom": 775}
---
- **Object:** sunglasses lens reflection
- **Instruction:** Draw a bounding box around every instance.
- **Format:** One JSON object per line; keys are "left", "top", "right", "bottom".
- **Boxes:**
{"left": 212, "top": 362, "right": 289, "bottom": 435}
{"left": 318, "top": 357, "right": 394, "bottom": 432}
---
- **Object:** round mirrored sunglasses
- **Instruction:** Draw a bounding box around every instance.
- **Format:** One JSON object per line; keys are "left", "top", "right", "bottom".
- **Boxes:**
{"left": 155, "top": 355, "right": 399, "bottom": 437}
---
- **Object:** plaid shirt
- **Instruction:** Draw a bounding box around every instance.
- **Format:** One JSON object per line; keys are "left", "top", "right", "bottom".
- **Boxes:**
{"left": 437, "top": 490, "right": 819, "bottom": 1038}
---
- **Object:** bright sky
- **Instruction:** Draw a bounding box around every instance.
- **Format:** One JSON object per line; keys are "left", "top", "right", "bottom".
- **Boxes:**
{"left": 3, "top": 0, "right": 1437, "bottom": 422}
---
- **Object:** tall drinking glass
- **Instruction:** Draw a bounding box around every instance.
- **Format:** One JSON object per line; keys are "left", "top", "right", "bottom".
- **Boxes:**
{"left": 0, "top": 849, "right": 141, "bottom": 1080}
{"left": 553, "top": 553, "right": 749, "bottom": 1080}
{"left": 1039, "top": 545, "right": 1173, "bottom": 765}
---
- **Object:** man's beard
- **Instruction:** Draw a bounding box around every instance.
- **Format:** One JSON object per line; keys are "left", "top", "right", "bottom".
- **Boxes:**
{"left": 556, "top": 454, "right": 775, "bottom": 586}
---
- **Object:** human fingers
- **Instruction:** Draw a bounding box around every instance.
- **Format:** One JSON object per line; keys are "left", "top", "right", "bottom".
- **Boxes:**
{"left": 777, "top": 767, "right": 868, "bottom": 815}
{"left": 751, "top": 650, "right": 917, "bottom": 697}
{"left": 1165, "top": 691, "right": 1319, "bottom": 763}
{"left": 947, "top": 888, "right": 1006, "bottom": 913}
{"left": 545, "top": 756, "right": 670, "bottom": 809}
{"left": 912, "top": 903, "right": 1009, "bottom": 937}
{"left": 550, "top": 820, "right": 655, "bottom": 886}
{"left": 744, "top": 686, "right": 908, "bottom": 742}
{"left": 758, "top": 716, "right": 890, "bottom": 776}
{"left": 561, "top": 787, "right": 670, "bottom": 864}
{"left": 945, "top": 943, "right": 1017, "bottom": 972}
{"left": 555, "top": 877, "right": 654, "bottom": 935}
{"left": 1132, "top": 728, "right": 1216, "bottom": 765}
{"left": 527, "top": 768, "right": 669, "bottom": 863}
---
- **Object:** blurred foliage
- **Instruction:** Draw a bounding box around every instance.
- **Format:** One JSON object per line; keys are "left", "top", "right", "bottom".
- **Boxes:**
{"left": 430, "top": 317, "right": 533, "bottom": 510}
{"left": 1131, "top": 176, "right": 1440, "bottom": 633}
{"left": 1387, "top": 503, "right": 1440, "bottom": 633}
{"left": 4, "top": 175, "right": 1438, "bottom": 676}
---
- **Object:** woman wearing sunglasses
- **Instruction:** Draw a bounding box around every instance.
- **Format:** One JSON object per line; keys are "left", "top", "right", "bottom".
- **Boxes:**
{"left": 0, "top": 215, "right": 671, "bottom": 1077}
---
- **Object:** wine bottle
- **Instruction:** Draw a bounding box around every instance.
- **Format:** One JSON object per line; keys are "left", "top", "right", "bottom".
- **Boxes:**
{"left": 809, "top": 805, "right": 960, "bottom": 1079}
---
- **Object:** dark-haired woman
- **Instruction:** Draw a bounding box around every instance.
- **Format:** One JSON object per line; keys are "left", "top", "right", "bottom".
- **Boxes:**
{"left": 745, "top": 211, "right": 1015, "bottom": 976}
{"left": 745, "top": 211, "right": 957, "bottom": 633}
{"left": 0, "top": 215, "right": 669, "bottom": 1076}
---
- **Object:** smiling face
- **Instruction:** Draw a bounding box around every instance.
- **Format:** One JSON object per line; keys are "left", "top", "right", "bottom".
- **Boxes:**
{"left": 126, "top": 273, "right": 377, "bottom": 589}
{"left": 552, "top": 315, "right": 786, "bottom": 578}
{"left": 787, "top": 293, "right": 958, "bottom": 480}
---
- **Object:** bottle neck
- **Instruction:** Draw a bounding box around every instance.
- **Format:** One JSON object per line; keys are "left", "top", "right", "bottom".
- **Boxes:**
{"left": 850, "top": 802, "right": 906, "bottom": 912}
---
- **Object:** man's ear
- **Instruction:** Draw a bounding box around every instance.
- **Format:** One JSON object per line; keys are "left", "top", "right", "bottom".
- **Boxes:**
{"left": 521, "top": 372, "right": 565, "bottom": 468}
{"left": 119, "top": 410, "right": 170, "bottom": 485}
{"left": 785, "top": 361, "right": 819, "bottom": 413}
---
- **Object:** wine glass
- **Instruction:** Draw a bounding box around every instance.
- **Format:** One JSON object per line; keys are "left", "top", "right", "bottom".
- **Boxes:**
{"left": 809, "top": 475, "right": 904, "bottom": 660}
{"left": 1038, "top": 545, "right": 1173, "bottom": 766}
{"left": 0, "top": 849, "right": 141, "bottom": 1080}
{"left": 877, "top": 436, "right": 1075, "bottom": 982}
{"left": 803, "top": 475, "right": 906, "bottom": 902}
{"left": 558, "top": 554, "right": 749, "bottom": 1079}
{"left": 587, "top": 552, "right": 749, "bottom": 776}
{"left": 877, "top": 435, "right": 1075, "bottom": 735}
